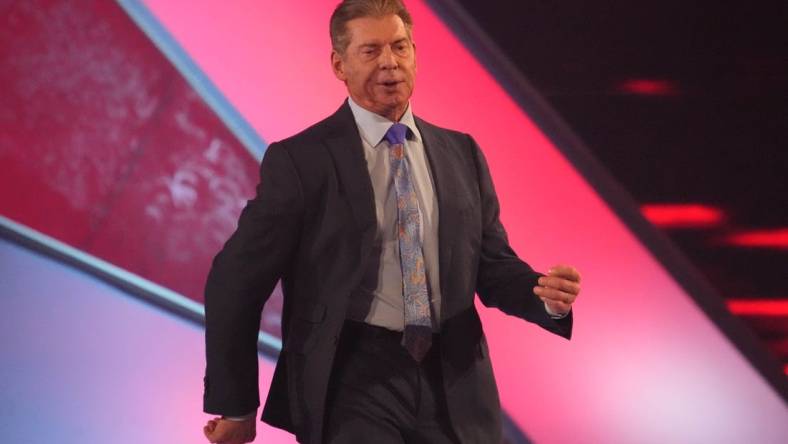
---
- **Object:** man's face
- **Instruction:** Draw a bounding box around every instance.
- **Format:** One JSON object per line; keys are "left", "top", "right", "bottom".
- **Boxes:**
{"left": 331, "top": 14, "right": 416, "bottom": 121}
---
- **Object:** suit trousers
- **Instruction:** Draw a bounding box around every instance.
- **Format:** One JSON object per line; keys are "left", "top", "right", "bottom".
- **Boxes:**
{"left": 322, "top": 320, "right": 461, "bottom": 444}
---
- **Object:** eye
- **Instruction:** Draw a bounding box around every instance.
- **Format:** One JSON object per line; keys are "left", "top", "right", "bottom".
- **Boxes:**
{"left": 393, "top": 42, "right": 411, "bottom": 55}
{"left": 361, "top": 47, "right": 379, "bottom": 58}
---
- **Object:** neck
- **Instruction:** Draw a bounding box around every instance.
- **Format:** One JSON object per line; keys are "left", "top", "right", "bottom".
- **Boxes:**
{"left": 378, "top": 105, "right": 407, "bottom": 122}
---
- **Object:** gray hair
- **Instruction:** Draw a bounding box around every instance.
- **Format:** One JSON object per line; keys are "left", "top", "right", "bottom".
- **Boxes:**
{"left": 330, "top": 0, "right": 414, "bottom": 53}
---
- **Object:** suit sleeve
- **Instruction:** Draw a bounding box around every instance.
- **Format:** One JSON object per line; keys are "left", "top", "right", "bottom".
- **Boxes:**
{"left": 468, "top": 135, "right": 572, "bottom": 339}
{"left": 203, "top": 142, "right": 304, "bottom": 416}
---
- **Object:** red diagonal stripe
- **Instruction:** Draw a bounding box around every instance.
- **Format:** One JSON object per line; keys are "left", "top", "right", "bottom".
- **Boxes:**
{"left": 724, "top": 228, "right": 788, "bottom": 249}
{"left": 727, "top": 299, "right": 788, "bottom": 316}
{"left": 641, "top": 204, "right": 725, "bottom": 228}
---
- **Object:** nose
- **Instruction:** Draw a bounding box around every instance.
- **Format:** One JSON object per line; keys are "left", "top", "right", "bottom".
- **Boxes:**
{"left": 378, "top": 45, "right": 398, "bottom": 70}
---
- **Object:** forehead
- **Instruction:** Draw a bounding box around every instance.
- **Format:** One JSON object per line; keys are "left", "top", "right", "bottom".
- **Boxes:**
{"left": 345, "top": 14, "right": 411, "bottom": 46}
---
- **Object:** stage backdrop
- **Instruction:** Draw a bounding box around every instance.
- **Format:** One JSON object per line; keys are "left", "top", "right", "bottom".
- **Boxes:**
{"left": 0, "top": 0, "right": 785, "bottom": 443}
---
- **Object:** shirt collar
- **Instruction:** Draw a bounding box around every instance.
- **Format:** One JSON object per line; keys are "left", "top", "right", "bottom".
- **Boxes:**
{"left": 347, "top": 96, "right": 422, "bottom": 147}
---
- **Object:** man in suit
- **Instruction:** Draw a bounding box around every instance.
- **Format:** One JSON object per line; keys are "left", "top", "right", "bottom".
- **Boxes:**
{"left": 202, "top": 1, "right": 581, "bottom": 443}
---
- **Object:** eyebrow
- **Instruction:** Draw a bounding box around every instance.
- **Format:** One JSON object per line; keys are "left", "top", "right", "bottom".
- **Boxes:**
{"left": 358, "top": 37, "right": 410, "bottom": 49}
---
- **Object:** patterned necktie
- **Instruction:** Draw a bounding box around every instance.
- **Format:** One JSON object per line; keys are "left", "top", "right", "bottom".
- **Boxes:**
{"left": 384, "top": 123, "right": 433, "bottom": 362}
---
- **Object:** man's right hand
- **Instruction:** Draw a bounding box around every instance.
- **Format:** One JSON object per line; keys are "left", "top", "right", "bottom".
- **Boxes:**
{"left": 203, "top": 416, "right": 256, "bottom": 443}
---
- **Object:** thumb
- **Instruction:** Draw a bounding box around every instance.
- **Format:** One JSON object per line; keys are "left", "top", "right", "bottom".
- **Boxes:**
{"left": 203, "top": 420, "right": 225, "bottom": 443}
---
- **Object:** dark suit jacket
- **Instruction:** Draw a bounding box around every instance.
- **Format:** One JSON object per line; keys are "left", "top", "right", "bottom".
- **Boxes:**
{"left": 203, "top": 100, "right": 572, "bottom": 444}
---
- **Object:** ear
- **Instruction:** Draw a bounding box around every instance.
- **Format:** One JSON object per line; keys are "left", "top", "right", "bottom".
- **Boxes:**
{"left": 412, "top": 41, "right": 417, "bottom": 74}
{"left": 331, "top": 50, "right": 347, "bottom": 82}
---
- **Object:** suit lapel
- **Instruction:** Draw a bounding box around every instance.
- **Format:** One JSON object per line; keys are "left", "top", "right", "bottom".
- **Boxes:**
{"left": 322, "top": 102, "right": 377, "bottom": 256}
{"left": 416, "top": 117, "right": 462, "bottom": 317}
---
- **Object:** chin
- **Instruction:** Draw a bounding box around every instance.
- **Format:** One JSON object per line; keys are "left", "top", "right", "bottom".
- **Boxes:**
{"left": 383, "top": 94, "right": 408, "bottom": 107}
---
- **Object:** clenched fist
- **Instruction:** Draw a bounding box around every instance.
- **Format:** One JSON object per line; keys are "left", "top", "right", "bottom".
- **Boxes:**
{"left": 533, "top": 264, "right": 581, "bottom": 316}
{"left": 203, "top": 416, "right": 256, "bottom": 444}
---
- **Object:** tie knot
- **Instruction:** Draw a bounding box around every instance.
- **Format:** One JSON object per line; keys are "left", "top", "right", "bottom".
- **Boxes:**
{"left": 384, "top": 123, "right": 408, "bottom": 146}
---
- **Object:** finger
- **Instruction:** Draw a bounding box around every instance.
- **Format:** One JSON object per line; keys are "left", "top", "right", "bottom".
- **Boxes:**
{"left": 547, "top": 265, "right": 581, "bottom": 283}
{"left": 540, "top": 296, "right": 572, "bottom": 314}
{"left": 534, "top": 286, "right": 576, "bottom": 304}
{"left": 537, "top": 276, "right": 580, "bottom": 295}
{"left": 205, "top": 422, "right": 231, "bottom": 444}
{"left": 203, "top": 420, "right": 216, "bottom": 438}
{"left": 203, "top": 426, "right": 217, "bottom": 443}
{"left": 213, "top": 421, "right": 246, "bottom": 444}
{"left": 545, "top": 300, "right": 572, "bottom": 313}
